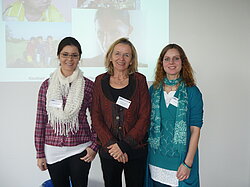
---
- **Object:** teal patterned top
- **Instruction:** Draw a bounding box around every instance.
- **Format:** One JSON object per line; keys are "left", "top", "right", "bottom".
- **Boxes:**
{"left": 145, "top": 85, "right": 203, "bottom": 187}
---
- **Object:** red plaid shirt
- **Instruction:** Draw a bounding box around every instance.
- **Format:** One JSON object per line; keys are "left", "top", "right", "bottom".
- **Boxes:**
{"left": 35, "top": 77, "right": 99, "bottom": 159}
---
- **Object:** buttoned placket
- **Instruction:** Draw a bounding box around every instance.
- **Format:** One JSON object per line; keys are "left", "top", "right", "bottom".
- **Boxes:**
{"left": 115, "top": 106, "right": 124, "bottom": 140}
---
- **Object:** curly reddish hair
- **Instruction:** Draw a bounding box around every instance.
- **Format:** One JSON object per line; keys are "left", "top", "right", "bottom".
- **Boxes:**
{"left": 153, "top": 44, "right": 195, "bottom": 88}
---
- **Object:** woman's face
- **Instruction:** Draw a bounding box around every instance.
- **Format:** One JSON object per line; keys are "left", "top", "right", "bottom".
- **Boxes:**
{"left": 162, "top": 48, "right": 182, "bottom": 80}
{"left": 110, "top": 43, "right": 132, "bottom": 73}
{"left": 96, "top": 19, "right": 131, "bottom": 54}
{"left": 58, "top": 45, "right": 80, "bottom": 77}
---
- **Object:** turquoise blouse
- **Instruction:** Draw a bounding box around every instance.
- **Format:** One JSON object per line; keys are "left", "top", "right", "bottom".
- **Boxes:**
{"left": 145, "top": 85, "right": 203, "bottom": 187}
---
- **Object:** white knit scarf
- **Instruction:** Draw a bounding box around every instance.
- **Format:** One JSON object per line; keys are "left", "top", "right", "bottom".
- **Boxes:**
{"left": 46, "top": 67, "right": 85, "bottom": 136}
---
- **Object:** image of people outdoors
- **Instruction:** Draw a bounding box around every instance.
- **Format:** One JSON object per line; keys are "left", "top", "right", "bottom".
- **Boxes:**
{"left": 2, "top": 0, "right": 65, "bottom": 22}
{"left": 145, "top": 44, "right": 204, "bottom": 187}
{"left": 77, "top": 0, "right": 140, "bottom": 10}
{"left": 91, "top": 37, "right": 150, "bottom": 187}
{"left": 35, "top": 36, "right": 99, "bottom": 187}
{"left": 5, "top": 21, "right": 71, "bottom": 68}
{"left": 6, "top": 34, "right": 58, "bottom": 68}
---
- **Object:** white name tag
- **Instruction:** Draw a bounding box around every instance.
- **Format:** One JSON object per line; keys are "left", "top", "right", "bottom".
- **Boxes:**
{"left": 116, "top": 96, "right": 131, "bottom": 109}
{"left": 49, "top": 99, "right": 63, "bottom": 108}
{"left": 170, "top": 96, "right": 178, "bottom": 107}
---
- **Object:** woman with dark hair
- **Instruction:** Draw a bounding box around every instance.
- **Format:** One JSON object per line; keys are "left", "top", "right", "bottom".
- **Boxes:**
{"left": 35, "top": 37, "right": 98, "bottom": 187}
{"left": 145, "top": 44, "right": 204, "bottom": 187}
{"left": 92, "top": 37, "right": 150, "bottom": 187}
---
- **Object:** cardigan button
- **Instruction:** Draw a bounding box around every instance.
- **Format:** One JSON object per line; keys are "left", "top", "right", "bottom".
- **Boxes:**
{"left": 116, "top": 116, "right": 120, "bottom": 120}
{"left": 118, "top": 126, "right": 122, "bottom": 130}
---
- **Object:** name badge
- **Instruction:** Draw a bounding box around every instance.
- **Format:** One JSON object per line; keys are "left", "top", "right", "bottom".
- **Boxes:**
{"left": 170, "top": 96, "right": 178, "bottom": 107}
{"left": 49, "top": 99, "right": 63, "bottom": 108}
{"left": 116, "top": 96, "right": 131, "bottom": 109}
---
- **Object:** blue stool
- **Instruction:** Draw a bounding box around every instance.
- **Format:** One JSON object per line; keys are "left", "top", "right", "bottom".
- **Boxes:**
{"left": 41, "top": 179, "right": 72, "bottom": 187}
{"left": 41, "top": 179, "right": 53, "bottom": 187}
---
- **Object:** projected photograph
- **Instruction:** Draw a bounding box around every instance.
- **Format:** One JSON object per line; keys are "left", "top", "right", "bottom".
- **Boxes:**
{"left": 73, "top": 8, "right": 147, "bottom": 67}
{"left": 5, "top": 22, "right": 71, "bottom": 68}
{"left": 2, "top": 0, "right": 73, "bottom": 22}
{"left": 77, "top": 0, "right": 140, "bottom": 10}
{"left": 0, "top": 0, "right": 169, "bottom": 81}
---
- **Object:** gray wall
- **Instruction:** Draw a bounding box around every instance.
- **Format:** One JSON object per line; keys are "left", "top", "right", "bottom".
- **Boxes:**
{"left": 170, "top": 0, "right": 250, "bottom": 186}
{"left": 0, "top": 0, "right": 249, "bottom": 186}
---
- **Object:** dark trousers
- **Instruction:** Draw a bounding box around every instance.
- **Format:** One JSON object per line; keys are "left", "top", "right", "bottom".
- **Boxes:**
{"left": 152, "top": 180, "right": 171, "bottom": 187}
{"left": 100, "top": 156, "right": 147, "bottom": 187}
{"left": 47, "top": 150, "right": 91, "bottom": 187}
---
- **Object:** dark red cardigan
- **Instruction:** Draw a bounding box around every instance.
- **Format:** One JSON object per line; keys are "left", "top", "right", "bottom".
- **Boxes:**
{"left": 92, "top": 72, "right": 151, "bottom": 154}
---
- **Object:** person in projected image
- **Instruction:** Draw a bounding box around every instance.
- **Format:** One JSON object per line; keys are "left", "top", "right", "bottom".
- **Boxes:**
{"left": 81, "top": 9, "right": 133, "bottom": 67}
{"left": 25, "top": 37, "right": 37, "bottom": 63}
{"left": 44, "top": 35, "right": 57, "bottom": 66}
{"left": 35, "top": 37, "right": 98, "bottom": 187}
{"left": 91, "top": 38, "right": 150, "bottom": 187}
{"left": 145, "top": 44, "right": 204, "bottom": 187}
{"left": 77, "top": 0, "right": 138, "bottom": 9}
{"left": 3, "top": 0, "right": 64, "bottom": 22}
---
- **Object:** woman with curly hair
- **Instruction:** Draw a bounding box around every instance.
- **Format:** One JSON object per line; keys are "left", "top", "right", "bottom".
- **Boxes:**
{"left": 145, "top": 44, "right": 204, "bottom": 187}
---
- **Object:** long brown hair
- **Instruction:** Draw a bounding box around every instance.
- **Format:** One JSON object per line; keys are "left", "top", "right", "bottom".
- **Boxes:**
{"left": 153, "top": 44, "right": 195, "bottom": 88}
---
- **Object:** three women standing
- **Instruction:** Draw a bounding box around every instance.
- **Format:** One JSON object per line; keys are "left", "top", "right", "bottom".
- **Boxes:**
{"left": 146, "top": 44, "right": 204, "bottom": 187}
{"left": 35, "top": 36, "right": 203, "bottom": 187}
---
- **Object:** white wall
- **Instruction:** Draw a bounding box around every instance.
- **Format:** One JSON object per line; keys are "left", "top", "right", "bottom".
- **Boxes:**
{"left": 0, "top": 82, "right": 104, "bottom": 186}
{"left": 0, "top": 0, "right": 249, "bottom": 186}
{"left": 170, "top": 0, "right": 250, "bottom": 186}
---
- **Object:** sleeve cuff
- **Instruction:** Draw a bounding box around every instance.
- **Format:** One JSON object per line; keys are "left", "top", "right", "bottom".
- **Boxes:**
{"left": 117, "top": 140, "right": 131, "bottom": 154}
{"left": 36, "top": 152, "right": 45, "bottom": 159}
{"left": 89, "top": 142, "right": 100, "bottom": 152}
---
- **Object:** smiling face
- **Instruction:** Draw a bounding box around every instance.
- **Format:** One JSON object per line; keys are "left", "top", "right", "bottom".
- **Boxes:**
{"left": 58, "top": 45, "right": 80, "bottom": 77}
{"left": 24, "top": 0, "right": 51, "bottom": 12}
{"left": 110, "top": 43, "right": 132, "bottom": 74}
{"left": 163, "top": 48, "right": 182, "bottom": 80}
{"left": 96, "top": 20, "right": 131, "bottom": 54}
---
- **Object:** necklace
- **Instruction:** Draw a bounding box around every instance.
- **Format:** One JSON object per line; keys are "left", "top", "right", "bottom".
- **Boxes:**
{"left": 110, "top": 76, "right": 129, "bottom": 86}
{"left": 114, "top": 78, "right": 128, "bottom": 84}
{"left": 164, "top": 83, "right": 179, "bottom": 93}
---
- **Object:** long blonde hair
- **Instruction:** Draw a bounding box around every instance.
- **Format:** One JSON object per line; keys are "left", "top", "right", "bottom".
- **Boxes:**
{"left": 104, "top": 37, "right": 138, "bottom": 75}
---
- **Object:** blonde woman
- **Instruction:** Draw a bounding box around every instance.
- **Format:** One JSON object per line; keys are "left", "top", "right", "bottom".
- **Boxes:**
{"left": 92, "top": 38, "right": 150, "bottom": 187}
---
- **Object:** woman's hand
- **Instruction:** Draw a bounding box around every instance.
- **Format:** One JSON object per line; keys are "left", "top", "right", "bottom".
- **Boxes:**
{"left": 80, "top": 147, "right": 97, "bottom": 163}
{"left": 117, "top": 153, "right": 129, "bottom": 164}
{"left": 176, "top": 126, "right": 200, "bottom": 181}
{"left": 176, "top": 163, "right": 191, "bottom": 181}
{"left": 37, "top": 158, "right": 47, "bottom": 171}
{"left": 107, "top": 143, "right": 123, "bottom": 160}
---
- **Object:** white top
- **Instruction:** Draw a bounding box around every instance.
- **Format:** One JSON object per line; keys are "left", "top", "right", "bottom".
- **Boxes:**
{"left": 149, "top": 164, "right": 178, "bottom": 186}
{"left": 164, "top": 90, "right": 176, "bottom": 107}
{"left": 150, "top": 90, "right": 178, "bottom": 187}
{"left": 45, "top": 141, "right": 92, "bottom": 164}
